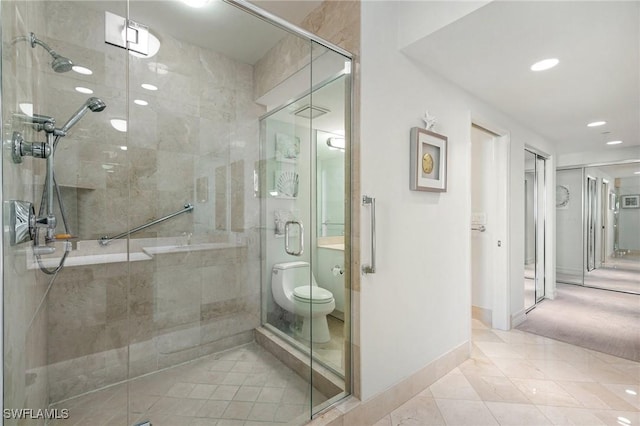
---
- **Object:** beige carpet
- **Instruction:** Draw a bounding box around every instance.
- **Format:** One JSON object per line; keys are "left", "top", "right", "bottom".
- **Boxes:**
{"left": 517, "top": 283, "right": 640, "bottom": 362}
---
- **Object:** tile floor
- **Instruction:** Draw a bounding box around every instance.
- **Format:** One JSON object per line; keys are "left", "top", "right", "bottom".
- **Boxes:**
{"left": 373, "top": 320, "right": 640, "bottom": 426}
{"left": 302, "top": 316, "right": 345, "bottom": 375}
{"left": 49, "top": 343, "right": 327, "bottom": 426}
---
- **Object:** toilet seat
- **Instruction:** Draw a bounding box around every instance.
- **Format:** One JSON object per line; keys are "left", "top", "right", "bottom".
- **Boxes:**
{"left": 293, "top": 286, "right": 334, "bottom": 303}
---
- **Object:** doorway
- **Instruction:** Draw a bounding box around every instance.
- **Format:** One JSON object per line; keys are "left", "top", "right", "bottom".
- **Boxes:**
{"left": 470, "top": 122, "right": 509, "bottom": 330}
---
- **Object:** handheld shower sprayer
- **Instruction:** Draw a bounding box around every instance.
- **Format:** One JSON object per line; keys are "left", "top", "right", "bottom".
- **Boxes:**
{"left": 27, "top": 32, "right": 74, "bottom": 73}
{"left": 10, "top": 95, "right": 107, "bottom": 274}
{"left": 60, "top": 97, "right": 107, "bottom": 134}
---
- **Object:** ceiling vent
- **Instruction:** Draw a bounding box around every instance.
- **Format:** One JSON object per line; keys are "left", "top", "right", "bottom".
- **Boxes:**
{"left": 293, "top": 105, "right": 330, "bottom": 119}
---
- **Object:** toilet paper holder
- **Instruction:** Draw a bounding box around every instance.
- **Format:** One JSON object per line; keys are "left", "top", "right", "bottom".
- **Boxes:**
{"left": 331, "top": 265, "right": 344, "bottom": 276}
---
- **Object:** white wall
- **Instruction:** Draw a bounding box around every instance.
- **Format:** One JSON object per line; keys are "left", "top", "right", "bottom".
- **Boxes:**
{"left": 360, "top": 1, "right": 556, "bottom": 401}
{"left": 396, "top": 1, "right": 491, "bottom": 48}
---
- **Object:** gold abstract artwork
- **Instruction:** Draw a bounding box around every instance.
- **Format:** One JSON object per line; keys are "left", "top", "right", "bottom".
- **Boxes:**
{"left": 422, "top": 153, "right": 434, "bottom": 174}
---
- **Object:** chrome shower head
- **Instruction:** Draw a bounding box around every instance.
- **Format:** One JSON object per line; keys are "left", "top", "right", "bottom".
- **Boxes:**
{"left": 28, "top": 32, "right": 74, "bottom": 73}
{"left": 87, "top": 97, "right": 107, "bottom": 112}
{"left": 50, "top": 53, "right": 74, "bottom": 73}
{"left": 61, "top": 97, "right": 107, "bottom": 133}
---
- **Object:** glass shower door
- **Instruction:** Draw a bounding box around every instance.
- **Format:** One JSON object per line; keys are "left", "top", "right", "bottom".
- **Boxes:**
{"left": 260, "top": 40, "right": 352, "bottom": 417}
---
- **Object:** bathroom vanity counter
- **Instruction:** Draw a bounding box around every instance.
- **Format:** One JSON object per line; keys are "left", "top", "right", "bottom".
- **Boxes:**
{"left": 317, "top": 236, "right": 345, "bottom": 251}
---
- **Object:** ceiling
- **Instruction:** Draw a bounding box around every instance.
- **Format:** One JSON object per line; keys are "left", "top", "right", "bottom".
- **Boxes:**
{"left": 403, "top": 1, "right": 640, "bottom": 157}
{"left": 586, "top": 163, "right": 640, "bottom": 179}
{"left": 249, "top": 0, "right": 323, "bottom": 26}
{"left": 89, "top": 0, "right": 322, "bottom": 65}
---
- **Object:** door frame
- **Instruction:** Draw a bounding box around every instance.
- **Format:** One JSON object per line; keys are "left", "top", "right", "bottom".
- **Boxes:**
{"left": 525, "top": 149, "right": 548, "bottom": 306}
{"left": 471, "top": 115, "right": 510, "bottom": 330}
{"left": 601, "top": 179, "right": 609, "bottom": 264}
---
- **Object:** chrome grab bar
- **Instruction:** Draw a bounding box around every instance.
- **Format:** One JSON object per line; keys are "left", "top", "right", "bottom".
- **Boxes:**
{"left": 99, "top": 203, "right": 194, "bottom": 246}
{"left": 471, "top": 225, "right": 486, "bottom": 232}
{"left": 362, "top": 195, "right": 376, "bottom": 274}
{"left": 284, "top": 220, "right": 304, "bottom": 256}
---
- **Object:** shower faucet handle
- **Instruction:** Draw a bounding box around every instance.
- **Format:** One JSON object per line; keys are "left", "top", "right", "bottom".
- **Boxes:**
{"left": 10, "top": 131, "right": 51, "bottom": 163}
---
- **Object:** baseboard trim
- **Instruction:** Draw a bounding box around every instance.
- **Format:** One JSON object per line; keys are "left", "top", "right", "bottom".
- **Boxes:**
{"left": 472, "top": 306, "right": 492, "bottom": 327}
{"left": 511, "top": 308, "right": 527, "bottom": 328}
{"left": 309, "top": 341, "right": 470, "bottom": 426}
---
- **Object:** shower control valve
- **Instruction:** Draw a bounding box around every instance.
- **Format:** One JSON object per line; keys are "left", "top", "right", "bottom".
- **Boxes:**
{"left": 35, "top": 214, "right": 57, "bottom": 230}
{"left": 11, "top": 131, "right": 51, "bottom": 163}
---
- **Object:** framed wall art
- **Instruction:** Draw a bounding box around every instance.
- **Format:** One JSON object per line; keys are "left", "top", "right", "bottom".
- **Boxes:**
{"left": 410, "top": 127, "right": 448, "bottom": 192}
{"left": 621, "top": 194, "right": 640, "bottom": 209}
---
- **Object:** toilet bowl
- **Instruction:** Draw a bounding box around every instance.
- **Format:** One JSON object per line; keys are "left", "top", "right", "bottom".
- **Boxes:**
{"left": 271, "top": 261, "right": 335, "bottom": 343}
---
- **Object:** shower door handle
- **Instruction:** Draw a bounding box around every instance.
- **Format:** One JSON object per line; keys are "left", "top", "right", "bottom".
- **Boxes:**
{"left": 362, "top": 195, "right": 376, "bottom": 274}
{"left": 284, "top": 221, "right": 304, "bottom": 256}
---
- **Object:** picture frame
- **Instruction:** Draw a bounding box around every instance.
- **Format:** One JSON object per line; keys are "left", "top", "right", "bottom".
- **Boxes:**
{"left": 275, "top": 133, "right": 300, "bottom": 161}
{"left": 410, "top": 127, "right": 447, "bottom": 192}
{"left": 620, "top": 194, "right": 640, "bottom": 209}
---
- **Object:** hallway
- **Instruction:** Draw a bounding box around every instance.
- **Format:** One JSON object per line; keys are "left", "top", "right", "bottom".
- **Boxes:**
{"left": 373, "top": 320, "right": 640, "bottom": 425}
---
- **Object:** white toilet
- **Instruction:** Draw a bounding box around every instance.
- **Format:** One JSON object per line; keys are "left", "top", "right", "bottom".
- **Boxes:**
{"left": 271, "top": 261, "right": 336, "bottom": 343}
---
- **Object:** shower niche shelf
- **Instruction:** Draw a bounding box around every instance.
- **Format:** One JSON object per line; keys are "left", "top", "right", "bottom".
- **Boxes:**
{"left": 27, "top": 238, "right": 246, "bottom": 269}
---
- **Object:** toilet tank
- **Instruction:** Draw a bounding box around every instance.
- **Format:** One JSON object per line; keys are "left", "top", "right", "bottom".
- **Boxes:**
{"left": 271, "top": 262, "right": 314, "bottom": 306}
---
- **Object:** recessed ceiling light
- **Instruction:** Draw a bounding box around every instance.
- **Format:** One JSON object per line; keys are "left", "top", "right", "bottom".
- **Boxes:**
{"left": 587, "top": 121, "right": 606, "bottom": 127}
{"left": 134, "top": 99, "right": 148, "bottom": 106}
{"left": 634, "top": 172, "right": 640, "bottom": 175}
{"left": 110, "top": 119, "right": 128, "bottom": 132}
{"left": 120, "top": 146, "right": 128, "bottom": 151}
{"left": 606, "top": 140, "right": 623, "bottom": 145}
{"left": 530, "top": 58, "right": 559, "bottom": 71}
{"left": 181, "top": 0, "right": 210, "bottom": 7}
{"left": 141, "top": 83, "right": 158, "bottom": 91}
{"left": 72, "top": 65, "right": 93, "bottom": 75}
{"left": 75, "top": 86, "right": 94, "bottom": 94}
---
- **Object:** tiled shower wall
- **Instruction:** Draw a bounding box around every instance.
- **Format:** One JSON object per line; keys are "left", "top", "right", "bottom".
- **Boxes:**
{"left": 4, "top": 0, "right": 264, "bottom": 404}
{"left": 3, "top": 0, "right": 360, "bottom": 418}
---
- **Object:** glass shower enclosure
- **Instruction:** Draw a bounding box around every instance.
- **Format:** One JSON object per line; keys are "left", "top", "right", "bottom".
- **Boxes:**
{"left": 1, "top": 0, "right": 352, "bottom": 424}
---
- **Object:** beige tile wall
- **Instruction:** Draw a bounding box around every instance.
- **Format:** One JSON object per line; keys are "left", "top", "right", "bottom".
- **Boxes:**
{"left": 3, "top": 0, "right": 361, "bottom": 417}
{"left": 15, "top": 0, "right": 264, "bottom": 404}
